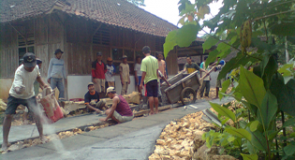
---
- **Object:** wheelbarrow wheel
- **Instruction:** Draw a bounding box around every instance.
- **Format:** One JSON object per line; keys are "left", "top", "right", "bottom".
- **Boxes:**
{"left": 180, "top": 87, "right": 196, "bottom": 105}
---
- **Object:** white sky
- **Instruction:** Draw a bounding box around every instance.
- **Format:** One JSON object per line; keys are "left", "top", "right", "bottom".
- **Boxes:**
{"left": 141, "top": 0, "right": 223, "bottom": 36}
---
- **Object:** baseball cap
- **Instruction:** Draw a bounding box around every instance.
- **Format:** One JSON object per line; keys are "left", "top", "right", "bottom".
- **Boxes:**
{"left": 88, "top": 82, "right": 94, "bottom": 87}
{"left": 36, "top": 58, "right": 42, "bottom": 64}
{"left": 107, "top": 57, "right": 113, "bottom": 62}
{"left": 106, "top": 87, "right": 116, "bottom": 95}
{"left": 122, "top": 55, "right": 127, "bottom": 59}
{"left": 23, "top": 53, "right": 36, "bottom": 68}
{"left": 55, "top": 49, "right": 64, "bottom": 55}
{"left": 97, "top": 52, "right": 102, "bottom": 56}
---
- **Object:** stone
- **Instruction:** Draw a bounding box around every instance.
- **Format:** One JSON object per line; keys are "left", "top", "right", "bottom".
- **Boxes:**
{"left": 156, "top": 139, "right": 166, "bottom": 146}
{"left": 193, "top": 130, "right": 205, "bottom": 151}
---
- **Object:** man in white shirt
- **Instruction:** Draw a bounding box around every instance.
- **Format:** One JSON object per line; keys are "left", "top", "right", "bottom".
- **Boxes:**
{"left": 105, "top": 57, "right": 115, "bottom": 87}
{"left": 1, "top": 53, "right": 48, "bottom": 152}
{"left": 134, "top": 56, "right": 142, "bottom": 93}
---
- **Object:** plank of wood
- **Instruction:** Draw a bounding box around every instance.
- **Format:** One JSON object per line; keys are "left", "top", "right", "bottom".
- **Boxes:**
{"left": 134, "top": 105, "right": 172, "bottom": 117}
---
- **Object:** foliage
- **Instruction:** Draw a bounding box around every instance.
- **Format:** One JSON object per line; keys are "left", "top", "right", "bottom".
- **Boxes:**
{"left": 164, "top": 0, "right": 295, "bottom": 159}
{"left": 126, "top": 0, "right": 145, "bottom": 6}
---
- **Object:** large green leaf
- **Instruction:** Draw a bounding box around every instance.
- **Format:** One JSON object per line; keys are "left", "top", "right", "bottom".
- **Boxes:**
{"left": 279, "top": 79, "right": 295, "bottom": 116}
{"left": 260, "top": 91, "right": 278, "bottom": 130}
{"left": 176, "top": 24, "right": 200, "bottom": 47}
{"left": 163, "top": 30, "right": 177, "bottom": 58}
{"left": 225, "top": 127, "right": 252, "bottom": 141}
{"left": 219, "top": 79, "right": 231, "bottom": 100}
{"left": 210, "top": 102, "right": 236, "bottom": 122}
{"left": 249, "top": 130, "right": 268, "bottom": 151}
{"left": 284, "top": 145, "right": 295, "bottom": 156}
{"left": 202, "top": 36, "right": 219, "bottom": 53}
{"left": 205, "top": 49, "right": 219, "bottom": 68}
{"left": 270, "top": 21, "right": 295, "bottom": 36}
{"left": 239, "top": 67, "right": 266, "bottom": 108}
{"left": 240, "top": 153, "right": 258, "bottom": 160}
{"left": 262, "top": 56, "right": 278, "bottom": 89}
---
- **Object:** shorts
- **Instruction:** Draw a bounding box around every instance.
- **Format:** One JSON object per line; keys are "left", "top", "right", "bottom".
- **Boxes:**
{"left": 216, "top": 78, "right": 225, "bottom": 88}
{"left": 146, "top": 80, "right": 158, "bottom": 97}
{"left": 136, "top": 76, "right": 142, "bottom": 86}
{"left": 113, "top": 111, "right": 134, "bottom": 123}
{"left": 5, "top": 95, "right": 37, "bottom": 115}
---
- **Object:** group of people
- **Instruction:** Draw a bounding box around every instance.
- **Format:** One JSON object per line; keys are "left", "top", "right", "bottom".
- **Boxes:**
{"left": 1, "top": 45, "right": 170, "bottom": 151}
{"left": 182, "top": 56, "right": 226, "bottom": 99}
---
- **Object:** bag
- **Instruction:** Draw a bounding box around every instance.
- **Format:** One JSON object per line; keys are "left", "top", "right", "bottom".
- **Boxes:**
{"left": 40, "top": 87, "right": 64, "bottom": 123}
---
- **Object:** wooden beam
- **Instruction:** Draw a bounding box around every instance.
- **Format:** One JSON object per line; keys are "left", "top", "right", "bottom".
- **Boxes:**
{"left": 9, "top": 23, "right": 27, "bottom": 45}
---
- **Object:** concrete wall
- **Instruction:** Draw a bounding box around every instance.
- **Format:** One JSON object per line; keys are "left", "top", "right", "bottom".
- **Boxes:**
{"left": 0, "top": 79, "right": 13, "bottom": 100}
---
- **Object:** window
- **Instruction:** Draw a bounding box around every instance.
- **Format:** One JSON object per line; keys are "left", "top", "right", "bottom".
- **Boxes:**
{"left": 112, "top": 48, "right": 123, "bottom": 61}
{"left": 124, "top": 49, "right": 134, "bottom": 62}
{"left": 17, "top": 28, "right": 35, "bottom": 65}
{"left": 92, "top": 24, "right": 110, "bottom": 45}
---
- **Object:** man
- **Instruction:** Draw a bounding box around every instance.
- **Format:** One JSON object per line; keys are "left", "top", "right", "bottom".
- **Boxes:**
{"left": 100, "top": 87, "right": 133, "bottom": 123}
{"left": 140, "top": 46, "right": 159, "bottom": 115}
{"left": 214, "top": 57, "right": 226, "bottom": 99}
{"left": 183, "top": 56, "right": 208, "bottom": 74}
{"left": 92, "top": 52, "right": 107, "bottom": 93}
{"left": 120, "top": 55, "right": 130, "bottom": 95}
{"left": 157, "top": 53, "right": 167, "bottom": 82}
{"left": 47, "top": 49, "right": 67, "bottom": 102}
{"left": 84, "top": 82, "right": 106, "bottom": 113}
{"left": 134, "top": 56, "right": 142, "bottom": 93}
{"left": 2, "top": 53, "right": 48, "bottom": 151}
{"left": 105, "top": 57, "right": 115, "bottom": 87}
{"left": 199, "top": 56, "right": 211, "bottom": 98}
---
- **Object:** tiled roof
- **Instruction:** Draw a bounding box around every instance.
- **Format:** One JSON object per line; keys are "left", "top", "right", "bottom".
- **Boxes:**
{"left": 0, "top": 0, "right": 178, "bottom": 37}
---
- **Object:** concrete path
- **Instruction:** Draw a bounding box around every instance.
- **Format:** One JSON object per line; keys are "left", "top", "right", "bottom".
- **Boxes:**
{"left": 1, "top": 97, "right": 233, "bottom": 160}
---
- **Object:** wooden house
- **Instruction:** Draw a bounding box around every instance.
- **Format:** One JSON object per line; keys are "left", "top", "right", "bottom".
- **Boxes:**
{"left": 0, "top": 0, "right": 178, "bottom": 99}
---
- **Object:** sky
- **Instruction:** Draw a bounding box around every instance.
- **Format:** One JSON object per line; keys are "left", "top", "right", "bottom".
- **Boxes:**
{"left": 141, "top": 0, "right": 223, "bottom": 36}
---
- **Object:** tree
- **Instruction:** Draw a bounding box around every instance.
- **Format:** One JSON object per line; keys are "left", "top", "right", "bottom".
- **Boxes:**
{"left": 164, "top": 0, "right": 295, "bottom": 159}
{"left": 126, "top": 0, "right": 145, "bottom": 6}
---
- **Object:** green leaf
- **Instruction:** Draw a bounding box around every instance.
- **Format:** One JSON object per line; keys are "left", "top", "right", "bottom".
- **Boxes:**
{"left": 202, "top": 36, "right": 219, "bottom": 53}
{"left": 250, "top": 120, "right": 260, "bottom": 132}
{"left": 239, "top": 66, "right": 266, "bottom": 108}
{"left": 262, "top": 56, "right": 278, "bottom": 89}
{"left": 283, "top": 117, "right": 295, "bottom": 128}
{"left": 279, "top": 79, "right": 295, "bottom": 116}
{"left": 210, "top": 102, "right": 236, "bottom": 122}
{"left": 270, "top": 21, "right": 295, "bottom": 36}
{"left": 178, "top": 16, "right": 185, "bottom": 25}
{"left": 205, "top": 49, "right": 219, "bottom": 68}
{"left": 179, "top": 2, "right": 195, "bottom": 16}
{"left": 163, "top": 30, "right": 177, "bottom": 58}
{"left": 219, "top": 79, "right": 231, "bottom": 100}
{"left": 240, "top": 153, "right": 258, "bottom": 160}
{"left": 225, "top": 127, "right": 252, "bottom": 141}
{"left": 284, "top": 145, "right": 295, "bottom": 156}
{"left": 260, "top": 91, "right": 278, "bottom": 130}
{"left": 249, "top": 130, "right": 267, "bottom": 151}
{"left": 176, "top": 24, "right": 200, "bottom": 47}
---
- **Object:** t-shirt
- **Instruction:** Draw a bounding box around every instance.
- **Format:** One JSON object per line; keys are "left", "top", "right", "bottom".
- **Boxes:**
{"left": 84, "top": 91, "right": 100, "bottom": 105}
{"left": 47, "top": 58, "right": 66, "bottom": 79}
{"left": 158, "top": 60, "right": 166, "bottom": 77}
{"left": 105, "top": 65, "right": 115, "bottom": 82}
{"left": 9, "top": 64, "right": 41, "bottom": 99}
{"left": 119, "top": 63, "right": 130, "bottom": 82}
{"left": 185, "top": 63, "right": 200, "bottom": 74}
{"left": 34, "top": 81, "right": 40, "bottom": 95}
{"left": 134, "top": 63, "right": 142, "bottom": 77}
{"left": 201, "top": 62, "right": 210, "bottom": 81}
{"left": 141, "top": 55, "right": 158, "bottom": 84}
{"left": 200, "top": 62, "right": 204, "bottom": 69}
{"left": 92, "top": 60, "right": 107, "bottom": 79}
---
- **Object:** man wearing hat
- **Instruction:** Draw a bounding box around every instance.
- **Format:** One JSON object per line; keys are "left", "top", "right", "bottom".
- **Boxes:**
{"left": 100, "top": 87, "right": 133, "bottom": 123}
{"left": 47, "top": 49, "right": 67, "bottom": 102}
{"left": 92, "top": 52, "right": 107, "bottom": 93}
{"left": 2, "top": 53, "right": 48, "bottom": 152}
{"left": 119, "top": 55, "right": 130, "bottom": 95}
{"left": 105, "top": 57, "right": 115, "bottom": 87}
{"left": 84, "top": 82, "right": 106, "bottom": 113}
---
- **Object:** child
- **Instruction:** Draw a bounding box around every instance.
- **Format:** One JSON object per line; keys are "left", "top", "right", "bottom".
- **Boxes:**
{"left": 134, "top": 56, "right": 142, "bottom": 93}
{"left": 120, "top": 55, "right": 130, "bottom": 95}
{"left": 105, "top": 57, "right": 115, "bottom": 87}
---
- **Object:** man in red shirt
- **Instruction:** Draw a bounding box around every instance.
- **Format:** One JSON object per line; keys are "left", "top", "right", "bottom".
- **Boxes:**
{"left": 92, "top": 52, "right": 107, "bottom": 93}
